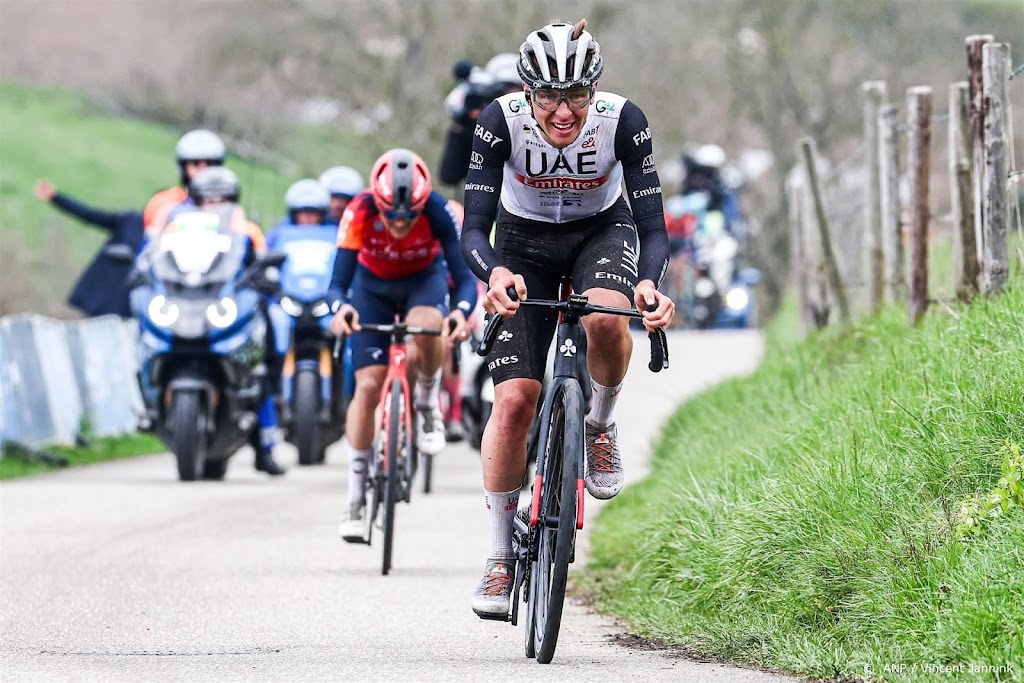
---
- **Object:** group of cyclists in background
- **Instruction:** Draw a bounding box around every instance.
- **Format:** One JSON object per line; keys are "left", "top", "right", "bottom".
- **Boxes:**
{"left": 33, "top": 18, "right": 752, "bottom": 624}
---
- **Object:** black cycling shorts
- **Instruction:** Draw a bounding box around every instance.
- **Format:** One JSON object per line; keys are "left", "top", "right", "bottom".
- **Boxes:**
{"left": 487, "top": 196, "right": 639, "bottom": 385}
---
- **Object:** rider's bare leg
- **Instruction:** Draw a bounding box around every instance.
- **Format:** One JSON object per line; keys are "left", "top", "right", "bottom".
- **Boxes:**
{"left": 405, "top": 305, "right": 445, "bottom": 406}
{"left": 581, "top": 288, "right": 633, "bottom": 388}
{"left": 482, "top": 378, "right": 542, "bottom": 491}
{"left": 347, "top": 365, "right": 387, "bottom": 449}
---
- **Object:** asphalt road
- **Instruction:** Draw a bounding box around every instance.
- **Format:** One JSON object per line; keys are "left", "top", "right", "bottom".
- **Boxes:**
{"left": 1, "top": 329, "right": 796, "bottom": 682}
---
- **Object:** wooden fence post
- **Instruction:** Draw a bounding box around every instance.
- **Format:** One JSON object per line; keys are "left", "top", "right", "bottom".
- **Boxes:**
{"left": 879, "top": 104, "right": 904, "bottom": 303}
{"left": 949, "top": 81, "right": 978, "bottom": 301}
{"left": 798, "top": 137, "right": 851, "bottom": 324}
{"left": 788, "top": 175, "right": 813, "bottom": 336}
{"left": 967, "top": 34, "right": 993, "bottom": 268}
{"left": 982, "top": 42, "right": 1011, "bottom": 295}
{"left": 907, "top": 86, "right": 932, "bottom": 325}
{"left": 863, "top": 81, "right": 887, "bottom": 313}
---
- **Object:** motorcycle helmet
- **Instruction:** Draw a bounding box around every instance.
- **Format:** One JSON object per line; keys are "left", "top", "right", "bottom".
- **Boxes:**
{"left": 285, "top": 179, "right": 330, "bottom": 223}
{"left": 176, "top": 129, "right": 226, "bottom": 184}
{"left": 188, "top": 166, "right": 241, "bottom": 204}
{"left": 318, "top": 166, "right": 365, "bottom": 199}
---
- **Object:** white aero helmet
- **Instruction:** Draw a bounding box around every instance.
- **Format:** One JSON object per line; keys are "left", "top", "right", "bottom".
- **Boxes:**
{"left": 285, "top": 179, "right": 330, "bottom": 213}
{"left": 517, "top": 21, "right": 603, "bottom": 90}
{"left": 175, "top": 129, "right": 226, "bottom": 163}
{"left": 318, "top": 166, "right": 365, "bottom": 199}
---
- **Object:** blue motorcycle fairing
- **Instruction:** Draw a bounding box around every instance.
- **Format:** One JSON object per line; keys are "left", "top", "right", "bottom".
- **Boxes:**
{"left": 272, "top": 226, "right": 340, "bottom": 304}
{"left": 211, "top": 310, "right": 266, "bottom": 362}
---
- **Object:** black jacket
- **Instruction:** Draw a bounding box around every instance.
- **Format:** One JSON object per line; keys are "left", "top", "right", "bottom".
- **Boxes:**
{"left": 51, "top": 193, "right": 144, "bottom": 318}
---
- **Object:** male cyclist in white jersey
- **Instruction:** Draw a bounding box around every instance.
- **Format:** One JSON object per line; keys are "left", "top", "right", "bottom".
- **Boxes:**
{"left": 459, "top": 19, "right": 675, "bottom": 618}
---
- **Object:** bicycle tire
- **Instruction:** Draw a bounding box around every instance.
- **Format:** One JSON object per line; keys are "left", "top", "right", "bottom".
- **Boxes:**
{"left": 421, "top": 452, "right": 433, "bottom": 494}
{"left": 382, "top": 377, "right": 403, "bottom": 575}
{"left": 528, "top": 379, "right": 583, "bottom": 664}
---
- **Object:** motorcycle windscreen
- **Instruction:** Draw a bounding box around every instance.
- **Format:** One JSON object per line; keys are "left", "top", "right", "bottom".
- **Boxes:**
{"left": 152, "top": 209, "right": 249, "bottom": 288}
{"left": 274, "top": 226, "right": 339, "bottom": 302}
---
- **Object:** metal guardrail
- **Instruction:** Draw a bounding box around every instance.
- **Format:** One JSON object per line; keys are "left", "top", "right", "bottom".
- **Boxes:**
{"left": 0, "top": 314, "right": 141, "bottom": 454}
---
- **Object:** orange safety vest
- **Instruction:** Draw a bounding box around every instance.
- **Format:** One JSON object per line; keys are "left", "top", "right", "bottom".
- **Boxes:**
{"left": 143, "top": 186, "right": 188, "bottom": 235}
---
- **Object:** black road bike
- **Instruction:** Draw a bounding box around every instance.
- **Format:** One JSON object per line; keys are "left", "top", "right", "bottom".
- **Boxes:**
{"left": 477, "top": 286, "right": 668, "bottom": 663}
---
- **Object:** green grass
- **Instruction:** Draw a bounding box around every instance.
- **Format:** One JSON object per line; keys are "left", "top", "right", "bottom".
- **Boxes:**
{"left": 586, "top": 287, "right": 1024, "bottom": 682}
{"left": 0, "top": 433, "right": 163, "bottom": 480}
{"left": 0, "top": 81, "right": 297, "bottom": 313}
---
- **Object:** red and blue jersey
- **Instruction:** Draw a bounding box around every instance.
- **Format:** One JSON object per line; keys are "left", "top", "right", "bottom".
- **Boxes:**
{"left": 337, "top": 192, "right": 441, "bottom": 279}
{"left": 330, "top": 190, "right": 478, "bottom": 316}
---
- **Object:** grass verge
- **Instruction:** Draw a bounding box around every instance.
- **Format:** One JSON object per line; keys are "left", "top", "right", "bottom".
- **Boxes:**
{"left": 585, "top": 287, "right": 1024, "bottom": 682}
{"left": 0, "top": 433, "right": 163, "bottom": 480}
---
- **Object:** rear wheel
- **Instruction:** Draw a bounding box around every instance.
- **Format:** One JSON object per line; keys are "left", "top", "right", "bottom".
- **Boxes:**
{"left": 168, "top": 389, "right": 207, "bottom": 482}
{"left": 528, "top": 380, "right": 582, "bottom": 664}
{"left": 381, "top": 378, "right": 403, "bottom": 575}
{"left": 294, "top": 369, "right": 322, "bottom": 465}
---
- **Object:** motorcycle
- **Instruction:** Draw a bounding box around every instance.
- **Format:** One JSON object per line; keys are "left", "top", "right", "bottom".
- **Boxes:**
{"left": 126, "top": 206, "right": 284, "bottom": 481}
{"left": 266, "top": 225, "right": 345, "bottom": 465}
{"left": 672, "top": 191, "right": 760, "bottom": 330}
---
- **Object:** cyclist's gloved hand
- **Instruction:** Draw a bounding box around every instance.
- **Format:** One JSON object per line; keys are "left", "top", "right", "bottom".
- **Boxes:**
{"left": 442, "top": 309, "right": 469, "bottom": 347}
{"left": 330, "top": 304, "right": 359, "bottom": 336}
{"left": 485, "top": 266, "right": 527, "bottom": 319}
{"left": 634, "top": 280, "right": 675, "bottom": 331}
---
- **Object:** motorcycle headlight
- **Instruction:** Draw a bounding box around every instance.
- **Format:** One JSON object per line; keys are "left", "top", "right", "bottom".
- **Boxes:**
{"left": 206, "top": 297, "right": 239, "bottom": 329}
{"left": 310, "top": 299, "right": 331, "bottom": 317}
{"left": 279, "top": 295, "right": 303, "bottom": 317}
{"left": 694, "top": 278, "right": 717, "bottom": 299}
{"left": 147, "top": 294, "right": 180, "bottom": 328}
{"left": 725, "top": 287, "right": 749, "bottom": 311}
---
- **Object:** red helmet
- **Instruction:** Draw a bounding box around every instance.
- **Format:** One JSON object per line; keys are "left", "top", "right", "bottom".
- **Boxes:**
{"left": 370, "top": 148, "right": 432, "bottom": 220}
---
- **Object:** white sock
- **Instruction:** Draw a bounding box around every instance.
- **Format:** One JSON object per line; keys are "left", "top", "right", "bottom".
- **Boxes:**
{"left": 414, "top": 368, "right": 442, "bottom": 410}
{"left": 347, "top": 444, "right": 372, "bottom": 507}
{"left": 587, "top": 380, "right": 623, "bottom": 429}
{"left": 484, "top": 487, "right": 521, "bottom": 560}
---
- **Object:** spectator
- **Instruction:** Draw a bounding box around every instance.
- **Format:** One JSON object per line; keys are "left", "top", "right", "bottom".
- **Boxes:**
{"left": 33, "top": 179, "right": 144, "bottom": 318}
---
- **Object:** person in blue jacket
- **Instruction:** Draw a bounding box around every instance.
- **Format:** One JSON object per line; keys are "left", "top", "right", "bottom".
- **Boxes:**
{"left": 34, "top": 179, "right": 144, "bottom": 318}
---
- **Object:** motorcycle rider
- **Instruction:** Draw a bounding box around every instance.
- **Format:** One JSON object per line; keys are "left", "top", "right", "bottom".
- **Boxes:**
{"left": 144, "top": 129, "right": 227, "bottom": 235}
{"left": 681, "top": 144, "right": 741, "bottom": 233}
{"left": 328, "top": 149, "right": 478, "bottom": 541}
{"left": 164, "top": 166, "right": 285, "bottom": 476}
{"left": 269, "top": 179, "right": 335, "bottom": 233}
{"left": 318, "top": 166, "right": 365, "bottom": 224}
{"left": 265, "top": 179, "right": 339, "bottom": 433}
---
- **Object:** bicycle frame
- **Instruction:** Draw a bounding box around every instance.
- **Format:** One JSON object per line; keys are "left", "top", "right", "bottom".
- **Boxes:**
{"left": 529, "top": 287, "right": 587, "bottom": 534}
{"left": 377, "top": 334, "right": 414, "bottom": 483}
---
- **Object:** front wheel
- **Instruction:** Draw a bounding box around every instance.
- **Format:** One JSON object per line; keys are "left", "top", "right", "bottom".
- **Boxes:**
{"left": 381, "top": 377, "right": 404, "bottom": 576}
{"left": 167, "top": 389, "right": 208, "bottom": 482}
{"left": 293, "top": 368, "right": 322, "bottom": 466}
{"left": 528, "top": 380, "right": 583, "bottom": 664}
{"left": 421, "top": 452, "right": 433, "bottom": 494}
